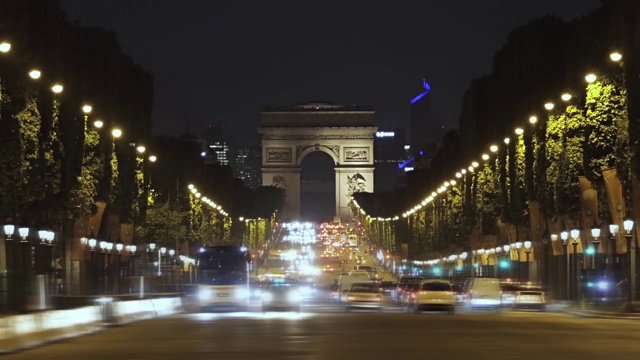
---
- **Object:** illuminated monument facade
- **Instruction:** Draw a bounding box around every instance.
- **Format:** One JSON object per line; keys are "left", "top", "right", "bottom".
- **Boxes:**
{"left": 259, "top": 103, "right": 377, "bottom": 221}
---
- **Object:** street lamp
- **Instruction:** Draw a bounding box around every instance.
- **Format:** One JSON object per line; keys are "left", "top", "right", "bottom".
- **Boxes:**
{"left": 610, "top": 52, "right": 622, "bottom": 62}
{"left": 524, "top": 240, "right": 532, "bottom": 281}
{"left": 623, "top": 219, "right": 634, "bottom": 312}
{"left": 51, "top": 84, "right": 63, "bottom": 93}
{"left": 544, "top": 102, "right": 554, "bottom": 110}
{"left": 560, "top": 231, "right": 570, "bottom": 300}
{"left": 112, "top": 128, "right": 122, "bottom": 138}
{"left": 514, "top": 242, "right": 522, "bottom": 282}
{"left": 29, "top": 69, "right": 41, "bottom": 79}
{"left": 93, "top": 120, "right": 104, "bottom": 128}
{"left": 0, "top": 42, "right": 11, "bottom": 53}
{"left": 136, "top": 145, "right": 146, "bottom": 154}
{"left": 148, "top": 155, "right": 157, "bottom": 162}
{"left": 18, "top": 227, "right": 29, "bottom": 242}
{"left": 591, "top": 225, "right": 601, "bottom": 272}
{"left": 82, "top": 104, "right": 92, "bottom": 114}
{"left": 585, "top": 73, "right": 597, "bottom": 83}
{"left": 570, "top": 229, "right": 580, "bottom": 301}
{"left": 3, "top": 224, "right": 15, "bottom": 241}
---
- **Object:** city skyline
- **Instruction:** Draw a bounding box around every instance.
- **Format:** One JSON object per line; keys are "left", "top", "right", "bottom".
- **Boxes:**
{"left": 60, "top": 0, "right": 600, "bottom": 145}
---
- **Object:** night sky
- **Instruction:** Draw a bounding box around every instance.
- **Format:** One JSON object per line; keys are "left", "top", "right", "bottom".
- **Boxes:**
{"left": 60, "top": 0, "right": 600, "bottom": 145}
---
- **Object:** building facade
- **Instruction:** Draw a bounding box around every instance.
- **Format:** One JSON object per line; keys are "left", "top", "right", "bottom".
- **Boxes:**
{"left": 374, "top": 128, "right": 407, "bottom": 192}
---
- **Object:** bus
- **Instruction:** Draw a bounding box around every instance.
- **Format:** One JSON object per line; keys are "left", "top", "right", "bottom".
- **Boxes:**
{"left": 195, "top": 245, "right": 251, "bottom": 311}
{"left": 347, "top": 234, "right": 358, "bottom": 247}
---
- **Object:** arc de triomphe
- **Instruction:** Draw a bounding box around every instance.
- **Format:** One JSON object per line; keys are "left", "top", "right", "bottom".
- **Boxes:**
{"left": 259, "top": 102, "right": 377, "bottom": 221}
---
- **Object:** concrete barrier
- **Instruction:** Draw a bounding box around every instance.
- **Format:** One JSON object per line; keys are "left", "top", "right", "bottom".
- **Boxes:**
{"left": 0, "top": 305, "right": 103, "bottom": 353}
{"left": 0, "top": 297, "right": 183, "bottom": 353}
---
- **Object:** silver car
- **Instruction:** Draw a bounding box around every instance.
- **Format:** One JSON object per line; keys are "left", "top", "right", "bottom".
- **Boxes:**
{"left": 514, "top": 290, "right": 546, "bottom": 311}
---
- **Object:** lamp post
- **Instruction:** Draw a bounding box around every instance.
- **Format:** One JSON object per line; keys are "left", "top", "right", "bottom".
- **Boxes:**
{"left": 160, "top": 246, "right": 167, "bottom": 277}
{"left": 514, "top": 242, "right": 522, "bottom": 282}
{"left": 561, "top": 231, "right": 569, "bottom": 300}
{"left": 541, "top": 232, "right": 549, "bottom": 288}
{"left": 494, "top": 247, "right": 502, "bottom": 279}
{"left": 503, "top": 244, "right": 510, "bottom": 280}
{"left": 148, "top": 242, "right": 156, "bottom": 277}
{"left": 524, "top": 240, "right": 532, "bottom": 282}
{"left": 591, "top": 225, "right": 601, "bottom": 274}
{"left": 608, "top": 224, "right": 619, "bottom": 284}
{"left": 623, "top": 219, "right": 634, "bottom": 312}
{"left": 550, "top": 234, "right": 558, "bottom": 297}
{"left": 477, "top": 249, "right": 485, "bottom": 277}
{"left": 115, "top": 241, "right": 124, "bottom": 294}
{"left": 570, "top": 229, "right": 580, "bottom": 302}
{"left": 460, "top": 252, "right": 468, "bottom": 279}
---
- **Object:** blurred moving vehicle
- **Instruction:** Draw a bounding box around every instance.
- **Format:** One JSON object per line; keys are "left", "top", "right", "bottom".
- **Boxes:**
{"left": 500, "top": 283, "right": 521, "bottom": 307}
{"left": 345, "top": 282, "right": 382, "bottom": 311}
{"left": 196, "top": 245, "right": 251, "bottom": 311}
{"left": 392, "top": 276, "right": 425, "bottom": 305}
{"left": 322, "top": 265, "right": 334, "bottom": 273}
{"left": 413, "top": 280, "right": 456, "bottom": 314}
{"left": 379, "top": 281, "right": 398, "bottom": 297}
{"left": 338, "top": 271, "right": 371, "bottom": 302}
{"left": 401, "top": 279, "right": 423, "bottom": 309}
{"left": 513, "top": 287, "right": 546, "bottom": 311}
{"left": 465, "top": 278, "right": 502, "bottom": 311}
{"left": 261, "top": 283, "right": 301, "bottom": 313}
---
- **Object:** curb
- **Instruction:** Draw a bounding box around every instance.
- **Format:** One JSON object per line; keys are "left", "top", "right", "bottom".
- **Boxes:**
{"left": 0, "top": 297, "right": 183, "bottom": 354}
{"left": 564, "top": 309, "right": 640, "bottom": 319}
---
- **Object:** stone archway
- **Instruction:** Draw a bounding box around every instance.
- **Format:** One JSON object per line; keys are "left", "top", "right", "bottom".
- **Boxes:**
{"left": 258, "top": 102, "right": 377, "bottom": 221}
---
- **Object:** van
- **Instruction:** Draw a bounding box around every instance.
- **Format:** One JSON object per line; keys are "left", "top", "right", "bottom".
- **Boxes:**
{"left": 465, "top": 278, "right": 502, "bottom": 310}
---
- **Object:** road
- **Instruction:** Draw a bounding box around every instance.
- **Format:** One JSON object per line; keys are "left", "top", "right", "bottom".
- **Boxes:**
{"left": 7, "top": 307, "right": 640, "bottom": 359}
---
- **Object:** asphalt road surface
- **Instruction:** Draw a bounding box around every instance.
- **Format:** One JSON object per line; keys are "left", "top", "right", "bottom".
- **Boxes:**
{"left": 7, "top": 307, "right": 640, "bottom": 360}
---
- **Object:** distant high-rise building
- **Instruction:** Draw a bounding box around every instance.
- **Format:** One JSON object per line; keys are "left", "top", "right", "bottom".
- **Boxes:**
{"left": 202, "top": 124, "right": 231, "bottom": 166}
{"left": 374, "top": 128, "right": 407, "bottom": 192}
{"left": 232, "top": 145, "right": 262, "bottom": 189}
{"left": 410, "top": 79, "right": 440, "bottom": 151}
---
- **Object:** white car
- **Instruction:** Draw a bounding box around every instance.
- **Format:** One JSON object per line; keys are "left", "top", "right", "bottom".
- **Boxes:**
{"left": 413, "top": 280, "right": 456, "bottom": 314}
{"left": 514, "top": 289, "right": 546, "bottom": 311}
{"left": 345, "top": 283, "right": 383, "bottom": 311}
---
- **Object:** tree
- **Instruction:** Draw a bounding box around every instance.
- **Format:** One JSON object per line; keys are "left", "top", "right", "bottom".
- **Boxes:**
{"left": 584, "top": 78, "right": 625, "bottom": 222}
{"left": 135, "top": 202, "right": 186, "bottom": 248}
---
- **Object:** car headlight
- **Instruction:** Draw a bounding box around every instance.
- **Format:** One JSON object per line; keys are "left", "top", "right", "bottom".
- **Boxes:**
{"left": 235, "top": 288, "right": 249, "bottom": 300}
{"left": 288, "top": 291, "right": 301, "bottom": 303}
{"left": 198, "top": 288, "right": 213, "bottom": 301}
{"left": 262, "top": 292, "right": 273, "bottom": 302}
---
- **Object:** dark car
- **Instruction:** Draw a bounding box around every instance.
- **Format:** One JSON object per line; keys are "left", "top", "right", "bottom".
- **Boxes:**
{"left": 261, "top": 283, "right": 301, "bottom": 313}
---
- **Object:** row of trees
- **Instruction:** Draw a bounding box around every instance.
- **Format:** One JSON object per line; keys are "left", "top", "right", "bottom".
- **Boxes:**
{"left": 0, "top": 1, "right": 153, "bottom": 237}
{"left": 0, "top": 2, "right": 286, "bottom": 258}
{"left": 354, "top": 0, "right": 640, "bottom": 258}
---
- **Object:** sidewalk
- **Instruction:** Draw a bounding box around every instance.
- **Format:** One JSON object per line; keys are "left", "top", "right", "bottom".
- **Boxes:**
{"left": 554, "top": 301, "right": 640, "bottom": 319}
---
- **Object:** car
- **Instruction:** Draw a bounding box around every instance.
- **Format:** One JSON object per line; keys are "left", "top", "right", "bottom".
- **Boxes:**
{"left": 466, "top": 278, "right": 502, "bottom": 311}
{"left": 345, "top": 282, "right": 383, "bottom": 311}
{"left": 379, "top": 281, "right": 398, "bottom": 297}
{"left": 401, "top": 280, "right": 423, "bottom": 309}
{"left": 500, "top": 283, "right": 521, "bottom": 307}
{"left": 393, "top": 276, "right": 425, "bottom": 305}
{"left": 261, "top": 283, "right": 301, "bottom": 313}
{"left": 513, "top": 287, "right": 546, "bottom": 311}
{"left": 413, "top": 280, "right": 456, "bottom": 314}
